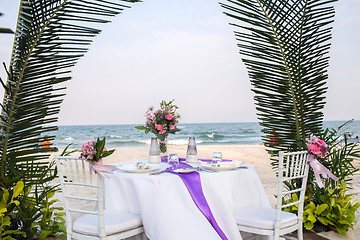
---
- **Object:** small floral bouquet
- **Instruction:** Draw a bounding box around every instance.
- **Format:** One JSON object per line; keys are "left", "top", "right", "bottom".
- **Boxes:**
{"left": 136, "top": 99, "right": 180, "bottom": 153}
{"left": 305, "top": 134, "right": 328, "bottom": 158}
{"left": 305, "top": 134, "right": 338, "bottom": 188}
{"left": 80, "top": 137, "right": 115, "bottom": 162}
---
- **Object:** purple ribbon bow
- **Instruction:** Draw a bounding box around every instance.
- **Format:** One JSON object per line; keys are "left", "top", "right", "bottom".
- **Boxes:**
{"left": 166, "top": 161, "right": 228, "bottom": 240}
{"left": 307, "top": 154, "right": 339, "bottom": 188}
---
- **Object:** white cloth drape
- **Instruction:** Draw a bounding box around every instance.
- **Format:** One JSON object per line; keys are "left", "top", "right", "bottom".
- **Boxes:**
{"left": 104, "top": 163, "right": 271, "bottom": 240}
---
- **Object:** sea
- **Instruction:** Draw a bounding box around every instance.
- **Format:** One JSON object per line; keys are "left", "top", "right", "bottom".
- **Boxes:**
{"left": 52, "top": 120, "right": 360, "bottom": 149}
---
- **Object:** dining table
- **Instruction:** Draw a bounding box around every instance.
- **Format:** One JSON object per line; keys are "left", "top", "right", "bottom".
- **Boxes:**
{"left": 103, "top": 159, "right": 272, "bottom": 240}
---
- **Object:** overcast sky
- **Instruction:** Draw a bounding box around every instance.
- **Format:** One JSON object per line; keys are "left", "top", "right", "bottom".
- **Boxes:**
{"left": 0, "top": 0, "right": 359, "bottom": 125}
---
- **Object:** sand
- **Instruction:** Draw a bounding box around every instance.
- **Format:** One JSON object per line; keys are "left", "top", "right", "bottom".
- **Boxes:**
{"left": 58, "top": 144, "right": 360, "bottom": 240}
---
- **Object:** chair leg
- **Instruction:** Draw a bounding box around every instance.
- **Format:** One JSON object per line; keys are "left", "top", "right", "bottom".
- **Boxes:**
{"left": 297, "top": 227, "right": 303, "bottom": 240}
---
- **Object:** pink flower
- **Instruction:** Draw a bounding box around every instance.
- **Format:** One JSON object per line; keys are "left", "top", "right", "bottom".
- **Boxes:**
{"left": 155, "top": 125, "right": 163, "bottom": 130}
{"left": 306, "top": 134, "right": 328, "bottom": 158}
{"left": 169, "top": 125, "right": 175, "bottom": 130}
{"left": 165, "top": 114, "right": 174, "bottom": 120}
{"left": 159, "top": 130, "right": 165, "bottom": 134}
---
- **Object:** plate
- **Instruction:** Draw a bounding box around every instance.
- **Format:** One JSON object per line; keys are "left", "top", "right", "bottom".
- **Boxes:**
{"left": 173, "top": 168, "right": 197, "bottom": 174}
{"left": 118, "top": 164, "right": 161, "bottom": 173}
{"left": 199, "top": 161, "right": 244, "bottom": 171}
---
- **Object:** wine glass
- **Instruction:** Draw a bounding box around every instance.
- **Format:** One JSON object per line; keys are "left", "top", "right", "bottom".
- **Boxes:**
{"left": 212, "top": 152, "right": 222, "bottom": 166}
{"left": 168, "top": 154, "right": 179, "bottom": 168}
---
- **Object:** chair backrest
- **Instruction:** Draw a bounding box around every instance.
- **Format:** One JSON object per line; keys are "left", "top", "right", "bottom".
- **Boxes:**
{"left": 275, "top": 151, "right": 309, "bottom": 226}
{"left": 55, "top": 155, "right": 106, "bottom": 238}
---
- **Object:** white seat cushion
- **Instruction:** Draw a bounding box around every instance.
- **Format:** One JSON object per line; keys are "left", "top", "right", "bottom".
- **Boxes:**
{"left": 73, "top": 210, "right": 142, "bottom": 236}
{"left": 234, "top": 207, "right": 298, "bottom": 230}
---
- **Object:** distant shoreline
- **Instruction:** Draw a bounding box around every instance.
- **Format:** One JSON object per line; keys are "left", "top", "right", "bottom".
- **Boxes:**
{"left": 57, "top": 119, "right": 359, "bottom": 127}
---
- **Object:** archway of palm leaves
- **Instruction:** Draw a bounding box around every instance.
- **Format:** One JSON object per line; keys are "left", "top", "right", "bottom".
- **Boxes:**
{"left": 1, "top": 0, "right": 336, "bottom": 183}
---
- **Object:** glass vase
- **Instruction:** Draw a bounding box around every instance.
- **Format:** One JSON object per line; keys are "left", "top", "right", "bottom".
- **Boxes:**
{"left": 158, "top": 133, "right": 168, "bottom": 162}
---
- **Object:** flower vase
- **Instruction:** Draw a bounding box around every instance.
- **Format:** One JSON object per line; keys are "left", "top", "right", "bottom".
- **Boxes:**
{"left": 158, "top": 134, "right": 168, "bottom": 162}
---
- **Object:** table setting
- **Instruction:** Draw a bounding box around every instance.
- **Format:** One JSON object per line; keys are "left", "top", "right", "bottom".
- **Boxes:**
{"left": 100, "top": 100, "right": 271, "bottom": 239}
{"left": 103, "top": 136, "right": 271, "bottom": 240}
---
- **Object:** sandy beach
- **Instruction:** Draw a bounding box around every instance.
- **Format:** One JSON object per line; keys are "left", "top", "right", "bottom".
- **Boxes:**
{"left": 59, "top": 144, "right": 360, "bottom": 240}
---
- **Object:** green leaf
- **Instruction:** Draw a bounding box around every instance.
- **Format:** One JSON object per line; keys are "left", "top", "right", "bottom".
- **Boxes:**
{"left": 2, "top": 189, "right": 9, "bottom": 203}
{"left": 315, "top": 204, "right": 328, "bottom": 215}
{"left": 220, "top": 0, "right": 337, "bottom": 169}
{"left": 317, "top": 216, "right": 329, "bottom": 226}
{"left": 12, "top": 181, "right": 24, "bottom": 198}
{"left": 2, "top": 215, "right": 11, "bottom": 227}
{"left": 307, "top": 214, "right": 317, "bottom": 224}
{"left": 304, "top": 221, "right": 314, "bottom": 230}
{"left": 47, "top": 190, "right": 55, "bottom": 199}
{"left": 135, "top": 126, "right": 147, "bottom": 130}
{"left": 39, "top": 230, "right": 52, "bottom": 239}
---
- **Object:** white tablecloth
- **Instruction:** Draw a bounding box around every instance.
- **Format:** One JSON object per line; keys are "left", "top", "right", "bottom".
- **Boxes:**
{"left": 104, "top": 162, "right": 271, "bottom": 240}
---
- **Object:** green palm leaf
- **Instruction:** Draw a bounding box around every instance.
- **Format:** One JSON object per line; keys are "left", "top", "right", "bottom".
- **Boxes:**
{"left": 0, "top": 0, "right": 140, "bottom": 183}
{"left": 220, "top": 0, "right": 336, "bottom": 165}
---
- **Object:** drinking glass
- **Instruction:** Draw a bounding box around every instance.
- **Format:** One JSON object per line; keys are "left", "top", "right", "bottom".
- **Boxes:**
{"left": 212, "top": 152, "right": 222, "bottom": 165}
{"left": 168, "top": 154, "right": 179, "bottom": 168}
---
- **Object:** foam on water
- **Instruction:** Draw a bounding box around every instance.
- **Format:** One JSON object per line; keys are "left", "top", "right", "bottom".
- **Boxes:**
{"left": 53, "top": 121, "right": 360, "bottom": 149}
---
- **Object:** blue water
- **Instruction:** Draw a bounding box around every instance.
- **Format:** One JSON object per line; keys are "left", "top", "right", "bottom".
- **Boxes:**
{"left": 53, "top": 120, "right": 360, "bottom": 149}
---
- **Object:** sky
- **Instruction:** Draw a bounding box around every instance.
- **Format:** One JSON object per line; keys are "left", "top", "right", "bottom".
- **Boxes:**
{"left": 0, "top": 0, "right": 359, "bottom": 126}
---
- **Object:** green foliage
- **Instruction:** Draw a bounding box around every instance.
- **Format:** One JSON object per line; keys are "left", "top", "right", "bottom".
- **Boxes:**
{"left": 95, "top": 137, "right": 115, "bottom": 160}
{"left": 32, "top": 189, "right": 66, "bottom": 239}
{"left": 0, "top": 181, "right": 26, "bottom": 240}
{"left": 305, "top": 122, "right": 359, "bottom": 202}
{"left": 220, "top": 0, "right": 337, "bottom": 166}
{"left": 303, "top": 201, "right": 329, "bottom": 230}
{"left": 59, "top": 143, "right": 78, "bottom": 157}
{"left": 16, "top": 184, "right": 62, "bottom": 240}
{"left": 302, "top": 181, "right": 360, "bottom": 236}
{"left": 0, "top": 1, "right": 140, "bottom": 238}
{"left": 283, "top": 122, "right": 360, "bottom": 236}
{"left": 0, "top": 0, "right": 140, "bottom": 185}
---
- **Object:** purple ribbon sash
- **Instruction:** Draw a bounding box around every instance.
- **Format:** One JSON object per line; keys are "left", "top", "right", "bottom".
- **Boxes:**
{"left": 166, "top": 161, "right": 228, "bottom": 240}
{"left": 162, "top": 158, "right": 232, "bottom": 163}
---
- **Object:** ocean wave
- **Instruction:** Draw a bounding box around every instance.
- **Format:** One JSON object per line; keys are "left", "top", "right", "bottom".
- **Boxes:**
{"left": 138, "top": 139, "right": 151, "bottom": 145}
{"left": 205, "top": 133, "right": 215, "bottom": 139}
{"left": 168, "top": 139, "right": 204, "bottom": 145}
{"left": 63, "top": 137, "right": 74, "bottom": 141}
{"left": 109, "top": 135, "right": 122, "bottom": 138}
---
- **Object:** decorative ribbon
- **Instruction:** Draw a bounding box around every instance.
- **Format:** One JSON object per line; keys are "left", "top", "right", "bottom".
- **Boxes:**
{"left": 162, "top": 157, "right": 232, "bottom": 163}
{"left": 89, "top": 160, "right": 117, "bottom": 178}
{"left": 197, "top": 158, "right": 232, "bottom": 162}
{"left": 307, "top": 154, "right": 339, "bottom": 188}
{"left": 166, "top": 162, "right": 228, "bottom": 240}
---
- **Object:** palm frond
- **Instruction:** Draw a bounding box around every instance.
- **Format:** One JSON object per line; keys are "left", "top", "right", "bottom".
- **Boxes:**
{"left": 220, "top": 0, "right": 336, "bottom": 164}
{"left": 0, "top": 0, "right": 140, "bottom": 183}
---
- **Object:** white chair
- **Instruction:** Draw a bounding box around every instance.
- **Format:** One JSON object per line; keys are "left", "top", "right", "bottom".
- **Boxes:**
{"left": 55, "top": 155, "right": 144, "bottom": 240}
{"left": 234, "top": 150, "right": 309, "bottom": 240}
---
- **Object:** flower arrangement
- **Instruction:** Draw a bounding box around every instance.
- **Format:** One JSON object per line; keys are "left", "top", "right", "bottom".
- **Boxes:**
{"left": 306, "top": 134, "right": 328, "bottom": 158}
{"left": 136, "top": 99, "right": 180, "bottom": 153}
{"left": 80, "top": 137, "right": 114, "bottom": 162}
